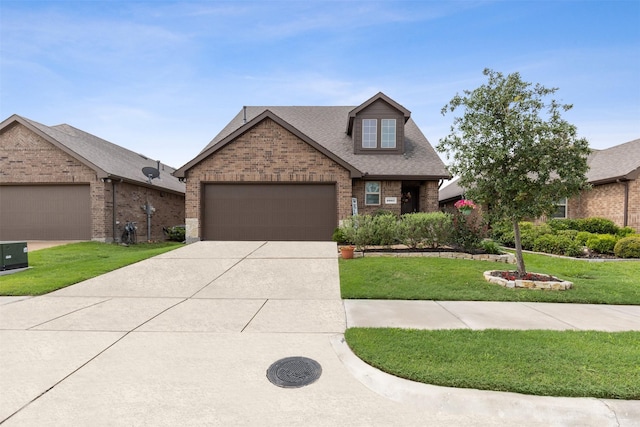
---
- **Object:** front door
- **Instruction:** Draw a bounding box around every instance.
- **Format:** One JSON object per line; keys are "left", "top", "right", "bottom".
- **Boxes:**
{"left": 401, "top": 186, "right": 419, "bottom": 214}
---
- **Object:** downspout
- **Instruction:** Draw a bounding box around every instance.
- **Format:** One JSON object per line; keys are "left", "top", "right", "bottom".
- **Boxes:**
{"left": 623, "top": 180, "right": 629, "bottom": 227}
{"left": 112, "top": 181, "right": 118, "bottom": 242}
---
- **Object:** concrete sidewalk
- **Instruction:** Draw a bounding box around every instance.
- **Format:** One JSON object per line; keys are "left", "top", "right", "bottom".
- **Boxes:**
{"left": 345, "top": 299, "right": 640, "bottom": 331}
{"left": 0, "top": 241, "right": 638, "bottom": 426}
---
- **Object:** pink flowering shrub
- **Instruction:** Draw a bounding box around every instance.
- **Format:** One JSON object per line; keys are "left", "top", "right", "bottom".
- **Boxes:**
{"left": 454, "top": 199, "right": 477, "bottom": 210}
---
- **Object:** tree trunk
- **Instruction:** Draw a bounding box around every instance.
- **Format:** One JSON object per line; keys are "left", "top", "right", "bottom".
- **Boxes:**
{"left": 512, "top": 219, "right": 527, "bottom": 275}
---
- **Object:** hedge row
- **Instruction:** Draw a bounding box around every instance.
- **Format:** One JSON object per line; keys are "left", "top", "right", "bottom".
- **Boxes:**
{"left": 334, "top": 212, "right": 499, "bottom": 254}
{"left": 492, "top": 218, "right": 639, "bottom": 258}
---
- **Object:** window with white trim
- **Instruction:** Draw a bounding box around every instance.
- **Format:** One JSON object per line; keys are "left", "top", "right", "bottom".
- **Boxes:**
{"left": 381, "top": 119, "right": 396, "bottom": 148}
{"left": 365, "top": 181, "right": 381, "bottom": 205}
{"left": 551, "top": 198, "right": 567, "bottom": 218}
{"left": 362, "top": 119, "right": 377, "bottom": 148}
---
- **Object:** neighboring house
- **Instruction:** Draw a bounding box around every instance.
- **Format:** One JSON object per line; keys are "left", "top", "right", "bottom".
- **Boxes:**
{"left": 174, "top": 92, "right": 450, "bottom": 241}
{"left": 568, "top": 138, "right": 640, "bottom": 232}
{"left": 438, "top": 138, "right": 640, "bottom": 232}
{"left": 0, "top": 114, "right": 185, "bottom": 242}
{"left": 438, "top": 177, "right": 464, "bottom": 212}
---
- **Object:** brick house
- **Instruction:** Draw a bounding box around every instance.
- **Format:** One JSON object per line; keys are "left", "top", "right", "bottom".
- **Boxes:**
{"left": 438, "top": 138, "right": 640, "bottom": 232}
{"left": 567, "top": 138, "right": 640, "bottom": 232}
{"left": 438, "top": 177, "right": 465, "bottom": 212}
{"left": 0, "top": 114, "right": 185, "bottom": 242}
{"left": 174, "top": 93, "right": 450, "bottom": 241}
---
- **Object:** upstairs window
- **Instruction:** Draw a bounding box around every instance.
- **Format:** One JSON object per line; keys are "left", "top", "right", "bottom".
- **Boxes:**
{"left": 381, "top": 119, "right": 396, "bottom": 148}
{"left": 362, "top": 119, "right": 377, "bottom": 148}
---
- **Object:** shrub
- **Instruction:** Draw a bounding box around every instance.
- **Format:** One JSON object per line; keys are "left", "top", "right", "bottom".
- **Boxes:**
{"left": 556, "top": 229, "right": 579, "bottom": 239}
{"left": 480, "top": 239, "right": 502, "bottom": 254}
{"left": 372, "top": 213, "right": 400, "bottom": 247}
{"left": 491, "top": 221, "right": 515, "bottom": 247}
{"left": 564, "top": 241, "right": 585, "bottom": 257}
{"left": 399, "top": 212, "right": 452, "bottom": 249}
{"left": 575, "top": 231, "right": 593, "bottom": 246}
{"left": 373, "top": 209, "right": 397, "bottom": 217}
{"left": 530, "top": 234, "right": 582, "bottom": 257}
{"left": 340, "top": 215, "right": 375, "bottom": 250}
{"left": 617, "top": 227, "right": 635, "bottom": 238}
{"left": 575, "top": 218, "right": 619, "bottom": 235}
{"left": 547, "top": 218, "right": 578, "bottom": 232}
{"left": 332, "top": 227, "right": 348, "bottom": 244}
{"left": 163, "top": 225, "right": 185, "bottom": 242}
{"left": 450, "top": 211, "right": 486, "bottom": 252}
{"left": 614, "top": 235, "right": 640, "bottom": 258}
{"left": 586, "top": 234, "right": 618, "bottom": 255}
{"left": 519, "top": 222, "right": 553, "bottom": 251}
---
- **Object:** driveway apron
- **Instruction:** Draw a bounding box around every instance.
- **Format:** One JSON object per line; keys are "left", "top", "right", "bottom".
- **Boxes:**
{"left": 0, "top": 242, "right": 636, "bottom": 426}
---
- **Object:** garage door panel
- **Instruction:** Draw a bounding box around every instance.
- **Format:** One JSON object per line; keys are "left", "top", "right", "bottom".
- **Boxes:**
{"left": 0, "top": 185, "right": 91, "bottom": 240}
{"left": 203, "top": 184, "right": 336, "bottom": 241}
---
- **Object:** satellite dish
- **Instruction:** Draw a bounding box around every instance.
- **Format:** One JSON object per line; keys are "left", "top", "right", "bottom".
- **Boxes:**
{"left": 142, "top": 166, "right": 160, "bottom": 183}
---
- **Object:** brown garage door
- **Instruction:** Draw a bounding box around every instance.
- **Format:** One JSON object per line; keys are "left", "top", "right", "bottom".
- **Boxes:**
{"left": 203, "top": 183, "right": 336, "bottom": 241}
{"left": 0, "top": 185, "right": 91, "bottom": 240}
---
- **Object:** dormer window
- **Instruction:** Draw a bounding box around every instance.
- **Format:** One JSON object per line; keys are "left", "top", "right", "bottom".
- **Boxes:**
{"left": 362, "top": 119, "right": 377, "bottom": 148}
{"left": 381, "top": 119, "right": 396, "bottom": 148}
{"left": 360, "top": 118, "right": 397, "bottom": 149}
{"left": 347, "top": 92, "right": 411, "bottom": 155}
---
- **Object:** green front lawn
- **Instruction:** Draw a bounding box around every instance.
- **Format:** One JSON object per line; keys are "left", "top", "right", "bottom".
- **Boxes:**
{"left": 0, "top": 242, "right": 182, "bottom": 295}
{"left": 346, "top": 328, "right": 640, "bottom": 399}
{"left": 340, "top": 252, "right": 640, "bottom": 399}
{"left": 340, "top": 253, "right": 640, "bottom": 305}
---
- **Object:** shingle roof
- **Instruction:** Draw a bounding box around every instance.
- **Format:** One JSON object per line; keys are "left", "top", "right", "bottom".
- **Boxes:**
{"left": 179, "top": 99, "right": 449, "bottom": 179}
{"left": 438, "top": 177, "right": 464, "bottom": 202}
{"left": 438, "top": 138, "right": 640, "bottom": 201}
{"left": 1, "top": 114, "right": 185, "bottom": 194}
{"left": 586, "top": 138, "right": 640, "bottom": 184}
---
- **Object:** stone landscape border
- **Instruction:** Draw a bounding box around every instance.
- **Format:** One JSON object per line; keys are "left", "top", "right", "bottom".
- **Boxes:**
{"left": 347, "top": 251, "right": 516, "bottom": 264}
{"left": 483, "top": 270, "right": 573, "bottom": 290}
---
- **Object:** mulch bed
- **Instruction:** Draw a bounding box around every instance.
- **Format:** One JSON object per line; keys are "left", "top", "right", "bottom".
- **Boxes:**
{"left": 490, "top": 270, "right": 560, "bottom": 282}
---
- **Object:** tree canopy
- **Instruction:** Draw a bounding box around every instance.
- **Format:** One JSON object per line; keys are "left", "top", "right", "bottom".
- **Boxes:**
{"left": 437, "top": 68, "right": 591, "bottom": 274}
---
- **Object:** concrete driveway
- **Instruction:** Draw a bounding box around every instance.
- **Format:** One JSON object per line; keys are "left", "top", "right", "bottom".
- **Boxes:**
{"left": 0, "top": 241, "right": 637, "bottom": 426}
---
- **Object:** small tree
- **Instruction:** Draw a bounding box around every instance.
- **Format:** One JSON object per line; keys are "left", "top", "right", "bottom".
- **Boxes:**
{"left": 437, "top": 69, "right": 590, "bottom": 275}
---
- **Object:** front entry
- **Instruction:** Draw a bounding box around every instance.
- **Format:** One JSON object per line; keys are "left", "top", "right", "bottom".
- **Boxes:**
{"left": 401, "top": 186, "right": 419, "bottom": 214}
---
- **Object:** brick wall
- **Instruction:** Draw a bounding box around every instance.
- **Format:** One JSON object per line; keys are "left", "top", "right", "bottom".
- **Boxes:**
{"left": 352, "top": 179, "right": 441, "bottom": 216}
{"left": 569, "top": 180, "right": 640, "bottom": 232}
{"left": 352, "top": 180, "right": 402, "bottom": 216}
{"left": 421, "top": 180, "right": 440, "bottom": 212}
{"left": 628, "top": 179, "right": 640, "bottom": 232}
{"left": 1, "top": 122, "right": 98, "bottom": 184}
{"left": 185, "top": 118, "right": 352, "bottom": 239}
{"left": 108, "top": 181, "right": 185, "bottom": 242}
{"left": 1, "top": 122, "right": 185, "bottom": 241}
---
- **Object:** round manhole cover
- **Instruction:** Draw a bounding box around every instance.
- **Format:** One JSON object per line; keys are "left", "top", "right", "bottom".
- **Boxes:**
{"left": 266, "top": 356, "right": 322, "bottom": 388}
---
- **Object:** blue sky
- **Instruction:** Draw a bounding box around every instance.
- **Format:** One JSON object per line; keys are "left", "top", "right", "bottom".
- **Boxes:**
{"left": 2, "top": 0, "right": 639, "bottom": 168}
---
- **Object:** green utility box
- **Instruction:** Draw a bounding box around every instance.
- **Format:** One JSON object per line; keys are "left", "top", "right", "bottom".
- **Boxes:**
{"left": 0, "top": 242, "right": 28, "bottom": 271}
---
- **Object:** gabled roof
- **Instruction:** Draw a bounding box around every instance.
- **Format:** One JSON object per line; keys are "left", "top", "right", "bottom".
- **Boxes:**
{"left": 586, "top": 138, "right": 640, "bottom": 185}
{"left": 176, "top": 97, "right": 449, "bottom": 180}
{"left": 0, "top": 114, "right": 185, "bottom": 194}
{"left": 346, "top": 92, "right": 411, "bottom": 135}
{"left": 175, "top": 110, "right": 361, "bottom": 178}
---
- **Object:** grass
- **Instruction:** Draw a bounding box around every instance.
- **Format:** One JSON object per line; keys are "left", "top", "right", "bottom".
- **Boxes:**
{"left": 341, "top": 252, "right": 640, "bottom": 398}
{"left": 0, "top": 241, "right": 182, "bottom": 295}
{"left": 339, "top": 252, "right": 640, "bottom": 304}
{"left": 345, "top": 328, "right": 640, "bottom": 399}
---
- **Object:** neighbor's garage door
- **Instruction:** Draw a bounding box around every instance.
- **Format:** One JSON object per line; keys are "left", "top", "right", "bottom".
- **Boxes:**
{"left": 203, "top": 183, "right": 336, "bottom": 241}
{"left": 0, "top": 185, "right": 91, "bottom": 240}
